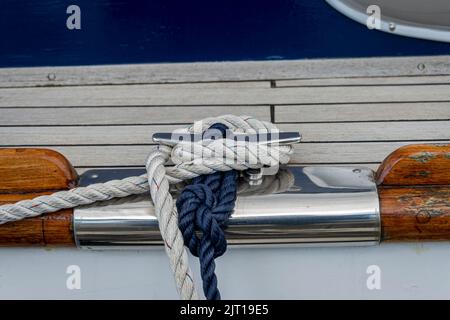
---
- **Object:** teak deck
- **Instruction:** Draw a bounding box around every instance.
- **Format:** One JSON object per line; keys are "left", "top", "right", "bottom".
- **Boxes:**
{"left": 1, "top": 55, "right": 450, "bottom": 173}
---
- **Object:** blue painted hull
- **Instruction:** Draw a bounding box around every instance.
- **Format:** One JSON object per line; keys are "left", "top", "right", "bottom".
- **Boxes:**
{"left": 1, "top": 0, "right": 450, "bottom": 67}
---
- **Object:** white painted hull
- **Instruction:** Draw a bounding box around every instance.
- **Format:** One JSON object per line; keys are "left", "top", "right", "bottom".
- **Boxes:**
{"left": 1, "top": 243, "right": 448, "bottom": 299}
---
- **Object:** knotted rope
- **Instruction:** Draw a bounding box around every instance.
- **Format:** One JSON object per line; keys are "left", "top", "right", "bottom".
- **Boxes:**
{"left": 0, "top": 115, "right": 293, "bottom": 300}
{"left": 177, "top": 123, "right": 238, "bottom": 300}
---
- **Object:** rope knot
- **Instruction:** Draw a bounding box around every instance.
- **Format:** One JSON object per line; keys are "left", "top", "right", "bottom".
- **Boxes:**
{"left": 176, "top": 123, "right": 239, "bottom": 300}
{"left": 177, "top": 175, "right": 232, "bottom": 258}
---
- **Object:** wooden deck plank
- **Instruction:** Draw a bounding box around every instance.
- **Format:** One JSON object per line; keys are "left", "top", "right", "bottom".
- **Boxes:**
{"left": 26, "top": 142, "right": 450, "bottom": 167}
{"left": 2, "top": 121, "right": 449, "bottom": 146}
{"left": 275, "top": 75, "right": 450, "bottom": 87}
{"left": 1, "top": 55, "right": 449, "bottom": 88}
{"left": 274, "top": 102, "right": 450, "bottom": 122}
{"left": 0, "top": 106, "right": 270, "bottom": 125}
{"left": 278, "top": 122, "right": 450, "bottom": 142}
{"left": 3, "top": 101, "right": 448, "bottom": 126}
{"left": 291, "top": 142, "right": 450, "bottom": 164}
{"left": 2, "top": 83, "right": 450, "bottom": 107}
{"left": 0, "top": 125, "right": 177, "bottom": 146}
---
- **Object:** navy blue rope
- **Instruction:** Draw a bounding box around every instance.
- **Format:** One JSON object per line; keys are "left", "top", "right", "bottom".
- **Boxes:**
{"left": 176, "top": 123, "right": 238, "bottom": 300}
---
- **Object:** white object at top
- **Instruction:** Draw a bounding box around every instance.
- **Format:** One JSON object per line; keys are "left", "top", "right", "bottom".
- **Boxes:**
{"left": 326, "top": 0, "right": 450, "bottom": 43}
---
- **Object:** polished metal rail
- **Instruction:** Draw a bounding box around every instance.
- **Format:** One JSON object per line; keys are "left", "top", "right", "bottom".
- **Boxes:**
{"left": 74, "top": 166, "right": 380, "bottom": 249}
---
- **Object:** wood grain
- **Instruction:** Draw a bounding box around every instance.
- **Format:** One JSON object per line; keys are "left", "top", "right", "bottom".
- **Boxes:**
{"left": 0, "top": 55, "right": 448, "bottom": 88}
{"left": 275, "top": 102, "right": 450, "bottom": 123}
{"left": 2, "top": 121, "right": 449, "bottom": 146}
{"left": 0, "top": 207, "right": 74, "bottom": 246}
{"left": 0, "top": 149, "right": 77, "bottom": 246}
{"left": 378, "top": 144, "right": 450, "bottom": 241}
{"left": 0, "top": 148, "right": 78, "bottom": 192}
{"left": 376, "top": 144, "right": 450, "bottom": 186}
{"left": 0, "top": 105, "right": 271, "bottom": 126}
{"left": 276, "top": 75, "right": 450, "bottom": 87}
{"left": 279, "top": 122, "right": 450, "bottom": 142}
{"left": 3, "top": 83, "right": 450, "bottom": 107}
{"left": 380, "top": 187, "right": 450, "bottom": 241}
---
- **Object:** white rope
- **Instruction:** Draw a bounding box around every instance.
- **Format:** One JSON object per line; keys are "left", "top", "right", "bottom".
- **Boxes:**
{"left": 237, "top": 168, "right": 296, "bottom": 196}
{"left": 0, "top": 114, "right": 292, "bottom": 299}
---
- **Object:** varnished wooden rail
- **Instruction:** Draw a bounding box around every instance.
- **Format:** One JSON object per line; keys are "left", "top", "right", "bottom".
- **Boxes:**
{"left": 376, "top": 144, "right": 450, "bottom": 241}
{"left": 0, "top": 149, "right": 77, "bottom": 246}
{"left": 0, "top": 144, "right": 449, "bottom": 246}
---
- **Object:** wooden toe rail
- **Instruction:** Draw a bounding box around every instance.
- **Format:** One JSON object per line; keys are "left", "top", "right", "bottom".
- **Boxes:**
{"left": 0, "top": 149, "right": 78, "bottom": 246}
{"left": 377, "top": 144, "right": 450, "bottom": 241}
